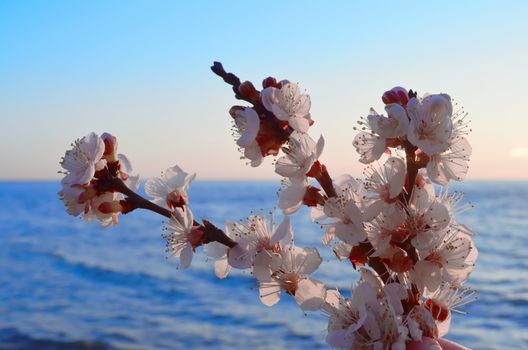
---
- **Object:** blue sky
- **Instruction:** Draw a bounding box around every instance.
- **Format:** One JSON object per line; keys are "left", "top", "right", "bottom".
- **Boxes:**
{"left": 1, "top": 1, "right": 527, "bottom": 180}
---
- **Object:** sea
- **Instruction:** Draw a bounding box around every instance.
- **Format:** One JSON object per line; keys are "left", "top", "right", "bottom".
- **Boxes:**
{"left": 0, "top": 181, "right": 527, "bottom": 350}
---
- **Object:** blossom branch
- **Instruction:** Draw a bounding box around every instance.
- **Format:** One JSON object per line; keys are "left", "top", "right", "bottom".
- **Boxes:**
{"left": 404, "top": 140, "right": 419, "bottom": 203}
{"left": 308, "top": 161, "right": 391, "bottom": 284}
{"left": 312, "top": 163, "right": 338, "bottom": 198}
{"left": 96, "top": 167, "right": 238, "bottom": 249}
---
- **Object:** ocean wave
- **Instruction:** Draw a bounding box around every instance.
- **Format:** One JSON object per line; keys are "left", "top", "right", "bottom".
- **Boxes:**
{"left": 0, "top": 328, "right": 114, "bottom": 350}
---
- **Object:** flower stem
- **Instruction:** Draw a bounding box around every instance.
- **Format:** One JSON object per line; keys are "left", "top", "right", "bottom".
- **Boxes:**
{"left": 108, "top": 173, "right": 238, "bottom": 249}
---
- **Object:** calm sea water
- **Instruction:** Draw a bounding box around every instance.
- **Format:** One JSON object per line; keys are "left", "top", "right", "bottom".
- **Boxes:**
{"left": 0, "top": 181, "right": 527, "bottom": 350}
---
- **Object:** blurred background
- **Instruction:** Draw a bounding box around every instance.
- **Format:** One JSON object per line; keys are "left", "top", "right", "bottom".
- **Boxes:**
{"left": 1, "top": 1, "right": 527, "bottom": 349}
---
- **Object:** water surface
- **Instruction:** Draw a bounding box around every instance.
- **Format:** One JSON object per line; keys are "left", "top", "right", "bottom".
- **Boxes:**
{"left": 1, "top": 181, "right": 527, "bottom": 349}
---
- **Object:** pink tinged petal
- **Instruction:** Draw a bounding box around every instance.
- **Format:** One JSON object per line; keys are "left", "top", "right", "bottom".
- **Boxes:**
{"left": 272, "top": 104, "right": 290, "bottom": 121}
{"left": 260, "top": 87, "right": 276, "bottom": 112}
{"left": 94, "top": 159, "right": 107, "bottom": 172}
{"left": 310, "top": 206, "right": 326, "bottom": 222}
{"left": 236, "top": 108, "right": 260, "bottom": 147}
{"left": 227, "top": 245, "right": 253, "bottom": 269}
{"left": 362, "top": 199, "right": 384, "bottom": 221}
{"left": 183, "top": 206, "right": 194, "bottom": 228}
{"left": 214, "top": 256, "right": 231, "bottom": 279}
{"left": 145, "top": 177, "right": 170, "bottom": 200}
{"left": 204, "top": 241, "right": 228, "bottom": 259}
{"left": 269, "top": 253, "right": 282, "bottom": 271}
{"left": 278, "top": 182, "right": 305, "bottom": 215}
{"left": 270, "top": 215, "right": 291, "bottom": 245}
{"left": 407, "top": 337, "right": 443, "bottom": 350}
{"left": 244, "top": 143, "right": 263, "bottom": 167}
{"left": 77, "top": 165, "right": 96, "bottom": 186}
{"left": 164, "top": 165, "right": 190, "bottom": 190}
{"left": 275, "top": 156, "right": 302, "bottom": 178}
{"left": 296, "top": 93, "right": 311, "bottom": 117}
{"left": 363, "top": 312, "right": 382, "bottom": 340}
{"left": 437, "top": 338, "right": 470, "bottom": 350}
{"left": 466, "top": 238, "right": 478, "bottom": 263}
{"left": 332, "top": 242, "right": 352, "bottom": 260}
{"left": 126, "top": 175, "right": 140, "bottom": 192}
{"left": 324, "top": 289, "right": 341, "bottom": 309}
{"left": 427, "top": 137, "right": 471, "bottom": 185}
{"left": 386, "top": 103, "right": 409, "bottom": 137}
{"left": 392, "top": 341, "right": 406, "bottom": 350}
{"left": 253, "top": 250, "right": 273, "bottom": 282}
{"left": 345, "top": 201, "right": 364, "bottom": 225}
{"left": 367, "top": 108, "right": 382, "bottom": 134}
{"left": 407, "top": 317, "right": 423, "bottom": 341}
{"left": 424, "top": 201, "right": 451, "bottom": 230}
{"left": 411, "top": 185, "right": 435, "bottom": 215}
{"left": 437, "top": 312, "right": 452, "bottom": 337}
{"left": 259, "top": 282, "right": 281, "bottom": 306}
{"left": 414, "top": 261, "right": 442, "bottom": 294}
{"left": 82, "top": 132, "right": 105, "bottom": 164}
{"left": 321, "top": 229, "right": 335, "bottom": 246}
{"left": 353, "top": 132, "right": 386, "bottom": 164}
{"left": 325, "top": 329, "right": 348, "bottom": 348}
{"left": 427, "top": 156, "right": 448, "bottom": 185}
{"left": 350, "top": 305, "right": 368, "bottom": 334}
{"left": 383, "top": 283, "right": 407, "bottom": 315}
{"left": 288, "top": 116, "right": 310, "bottom": 133}
{"left": 294, "top": 278, "right": 326, "bottom": 311}
{"left": 117, "top": 153, "right": 133, "bottom": 173}
{"left": 351, "top": 283, "right": 378, "bottom": 310}
{"left": 299, "top": 247, "right": 322, "bottom": 275}
{"left": 180, "top": 244, "right": 193, "bottom": 268}
{"left": 386, "top": 157, "right": 406, "bottom": 198}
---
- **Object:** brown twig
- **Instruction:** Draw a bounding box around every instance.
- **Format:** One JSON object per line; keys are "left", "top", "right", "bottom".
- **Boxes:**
{"left": 314, "top": 163, "right": 338, "bottom": 198}
{"left": 102, "top": 170, "right": 238, "bottom": 249}
{"left": 311, "top": 162, "right": 391, "bottom": 284}
{"left": 211, "top": 61, "right": 247, "bottom": 103}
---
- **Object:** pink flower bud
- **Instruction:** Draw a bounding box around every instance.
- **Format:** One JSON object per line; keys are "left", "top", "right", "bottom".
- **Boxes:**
{"left": 166, "top": 191, "right": 188, "bottom": 210}
{"left": 382, "top": 87, "right": 409, "bottom": 107}
{"left": 262, "top": 76, "right": 278, "bottom": 89}
{"left": 101, "top": 132, "right": 118, "bottom": 163}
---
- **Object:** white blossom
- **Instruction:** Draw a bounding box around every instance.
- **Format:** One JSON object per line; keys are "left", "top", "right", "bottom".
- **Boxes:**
{"left": 407, "top": 94, "right": 453, "bottom": 156}
{"left": 362, "top": 157, "right": 406, "bottom": 220}
{"left": 258, "top": 244, "right": 325, "bottom": 310}
{"left": 231, "top": 107, "right": 263, "bottom": 167}
{"left": 427, "top": 136, "right": 471, "bottom": 185}
{"left": 261, "top": 83, "right": 312, "bottom": 133}
{"left": 163, "top": 206, "right": 202, "bottom": 268}
{"left": 412, "top": 229, "right": 478, "bottom": 294}
{"left": 275, "top": 132, "right": 324, "bottom": 179}
{"left": 145, "top": 165, "right": 195, "bottom": 210}
{"left": 226, "top": 215, "right": 292, "bottom": 274}
{"left": 353, "top": 131, "right": 386, "bottom": 164}
{"left": 367, "top": 105, "right": 409, "bottom": 139}
{"left": 60, "top": 132, "right": 106, "bottom": 185}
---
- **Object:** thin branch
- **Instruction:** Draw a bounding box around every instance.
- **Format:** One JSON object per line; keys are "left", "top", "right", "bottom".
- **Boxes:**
{"left": 404, "top": 140, "right": 418, "bottom": 203}
{"left": 314, "top": 163, "right": 337, "bottom": 198}
{"left": 106, "top": 173, "right": 238, "bottom": 249}
{"left": 211, "top": 61, "right": 247, "bottom": 102}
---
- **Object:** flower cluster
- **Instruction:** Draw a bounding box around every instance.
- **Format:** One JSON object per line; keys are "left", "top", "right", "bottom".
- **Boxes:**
{"left": 58, "top": 63, "right": 478, "bottom": 349}
{"left": 59, "top": 132, "right": 138, "bottom": 227}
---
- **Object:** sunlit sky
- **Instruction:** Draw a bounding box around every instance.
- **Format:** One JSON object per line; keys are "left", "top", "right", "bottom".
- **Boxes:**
{"left": 1, "top": 1, "right": 527, "bottom": 180}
